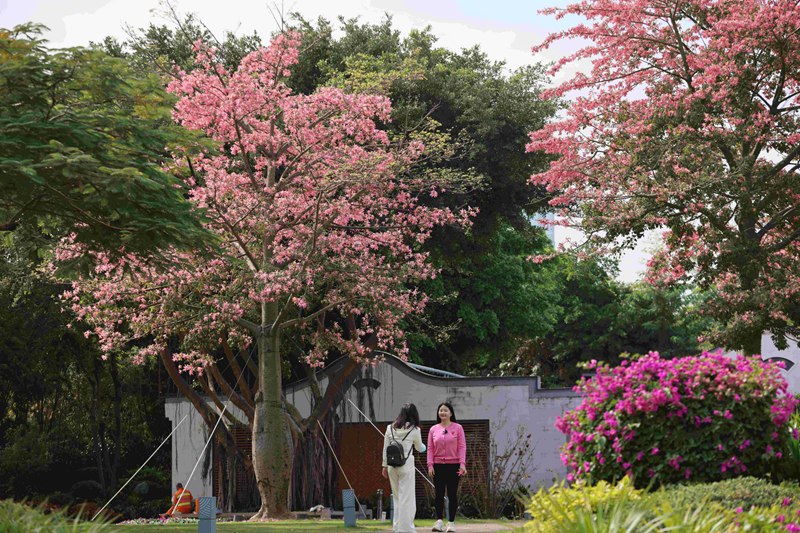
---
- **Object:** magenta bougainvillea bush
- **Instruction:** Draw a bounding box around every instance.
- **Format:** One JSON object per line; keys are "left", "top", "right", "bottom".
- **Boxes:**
{"left": 556, "top": 351, "right": 797, "bottom": 487}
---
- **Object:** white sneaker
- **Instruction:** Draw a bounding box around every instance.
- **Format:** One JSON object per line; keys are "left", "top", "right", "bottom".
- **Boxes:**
{"left": 432, "top": 519, "right": 445, "bottom": 532}
{"left": 445, "top": 522, "right": 456, "bottom": 532}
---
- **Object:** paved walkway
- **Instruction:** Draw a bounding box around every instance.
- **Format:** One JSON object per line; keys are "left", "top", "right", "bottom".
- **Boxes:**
{"left": 379, "top": 522, "right": 527, "bottom": 532}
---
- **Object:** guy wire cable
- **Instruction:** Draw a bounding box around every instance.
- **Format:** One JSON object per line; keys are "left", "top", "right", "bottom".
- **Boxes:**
{"left": 346, "top": 397, "right": 434, "bottom": 488}
{"left": 94, "top": 340, "right": 257, "bottom": 521}
{"left": 91, "top": 414, "right": 188, "bottom": 520}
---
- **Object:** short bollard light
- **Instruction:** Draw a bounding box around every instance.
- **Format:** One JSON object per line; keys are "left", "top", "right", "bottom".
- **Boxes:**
{"left": 342, "top": 489, "right": 356, "bottom": 527}
{"left": 376, "top": 489, "right": 383, "bottom": 521}
{"left": 197, "top": 496, "right": 216, "bottom": 533}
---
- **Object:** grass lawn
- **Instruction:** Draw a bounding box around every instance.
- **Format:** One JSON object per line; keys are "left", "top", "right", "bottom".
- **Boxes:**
{"left": 96, "top": 518, "right": 523, "bottom": 532}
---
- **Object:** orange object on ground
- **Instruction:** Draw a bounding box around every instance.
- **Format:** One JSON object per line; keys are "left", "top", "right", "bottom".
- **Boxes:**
{"left": 166, "top": 488, "right": 194, "bottom": 515}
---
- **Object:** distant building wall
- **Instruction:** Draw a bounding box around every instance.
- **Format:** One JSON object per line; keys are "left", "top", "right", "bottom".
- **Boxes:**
{"left": 285, "top": 355, "right": 580, "bottom": 489}
{"left": 165, "top": 355, "right": 580, "bottom": 504}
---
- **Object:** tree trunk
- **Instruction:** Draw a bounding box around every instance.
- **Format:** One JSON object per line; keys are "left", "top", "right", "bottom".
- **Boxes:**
{"left": 251, "top": 328, "right": 293, "bottom": 519}
{"left": 741, "top": 331, "right": 763, "bottom": 357}
{"left": 90, "top": 356, "right": 108, "bottom": 496}
{"left": 736, "top": 211, "right": 763, "bottom": 357}
{"left": 108, "top": 352, "right": 121, "bottom": 490}
{"left": 737, "top": 258, "right": 763, "bottom": 357}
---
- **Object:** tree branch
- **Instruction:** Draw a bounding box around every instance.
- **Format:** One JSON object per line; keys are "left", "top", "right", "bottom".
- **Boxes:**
{"left": 221, "top": 335, "right": 253, "bottom": 405}
{"left": 279, "top": 298, "right": 354, "bottom": 329}
{"left": 198, "top": 371, "right": 247, "bottom": 427}
{"left": 235, "top": 316, "right": 260, "bottom": 335}
{"left": 158, "top": 348, "right": 252, "bottom": 470}
{"left": 207, "top": 361, "right": 255, "bottom": 423}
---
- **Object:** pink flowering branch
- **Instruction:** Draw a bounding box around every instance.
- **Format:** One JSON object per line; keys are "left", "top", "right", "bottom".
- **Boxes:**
{"left": 531, "top": 0, "right": 800, "bottom": 352}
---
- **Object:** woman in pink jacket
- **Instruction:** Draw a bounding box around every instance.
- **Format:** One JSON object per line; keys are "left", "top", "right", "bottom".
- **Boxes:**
{"left": 426, "top": 402, "right": 466, "bottom": 533}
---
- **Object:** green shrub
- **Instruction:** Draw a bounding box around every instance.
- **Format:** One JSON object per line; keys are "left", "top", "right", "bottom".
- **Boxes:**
{"left": 526, "top": 497, "right": 659, "bottom": 533}
{"left": 779, "top": 410, "right": 800, "bottom": 481}
{"left": 525, "top": 483, "right": 737, "bottom": 533}
{"left": 125, "top": 466, "right": 170, "bottom": 499}
{"left": 527, "top": 476, "right": 643, "bottom": 529}
{"left": 647, "top": 499, "right": 735, "bottom": 533}
{"left": 0, "top": 499, "right": 110, "bottom": 532}
{"left": 663, "top": 476, "right": 800, "bottom": 512}
{"left": 0, "top": 426, "right": 51, "bottom": 496}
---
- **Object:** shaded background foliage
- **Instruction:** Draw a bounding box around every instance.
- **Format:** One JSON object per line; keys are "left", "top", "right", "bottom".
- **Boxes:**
{"left": 0, "top": 236, "right": 171, "bottom": 511}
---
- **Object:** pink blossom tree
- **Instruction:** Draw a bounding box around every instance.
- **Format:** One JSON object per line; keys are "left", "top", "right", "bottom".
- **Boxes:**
{"left": 529, "top": 0, "right": 800, "bottom": 355}
{"left": 62, "top": 33, "right": 471, "bottom": 518}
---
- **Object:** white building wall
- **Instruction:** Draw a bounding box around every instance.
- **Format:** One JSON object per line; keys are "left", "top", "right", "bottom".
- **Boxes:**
{"left": 754, "top": 334, "right": 800, "bottom": 394}
{"left": 285, "top": 356, "right": 580, "bottom": 489}
{"left": 722, "top": 333, "right": 800, "bottom": 394}
{"left": 164, "top": 398, "right": 247, "bottom": 501}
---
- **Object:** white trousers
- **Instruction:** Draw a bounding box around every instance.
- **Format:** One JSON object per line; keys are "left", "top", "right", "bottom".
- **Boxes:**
{"left": 388, "top": 461, "right": 417, "bottom": 533}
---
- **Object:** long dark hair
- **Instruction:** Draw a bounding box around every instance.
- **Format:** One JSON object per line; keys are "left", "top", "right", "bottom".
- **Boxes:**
{"left": 436, "top": 402, "right": 457, "bottom": 423}
{"left": 393, "top": 403, "right": 420, "bottom": 429}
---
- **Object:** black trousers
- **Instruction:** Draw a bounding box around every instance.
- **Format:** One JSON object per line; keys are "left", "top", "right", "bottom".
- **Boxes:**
{"left": 433, "top": 463, "right": 460, "bottom": 522}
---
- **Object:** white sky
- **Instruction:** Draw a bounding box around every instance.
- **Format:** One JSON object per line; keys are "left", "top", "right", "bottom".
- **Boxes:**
{"left": 0, "top": 0, "right": 653, "bottom": 282}
{"left": 0, "top": 0, "right": 581, "bottom": 73}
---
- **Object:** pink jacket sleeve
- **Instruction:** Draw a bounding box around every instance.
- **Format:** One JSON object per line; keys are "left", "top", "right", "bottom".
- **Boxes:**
{"left": 427, "top": 426, "right": 435, "bottom": 468}
{"left": 457, "top": 424, "right": 467, "bottom": 467}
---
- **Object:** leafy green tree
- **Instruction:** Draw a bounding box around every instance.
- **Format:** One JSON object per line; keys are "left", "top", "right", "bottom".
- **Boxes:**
{"left": 100, "top": 12, "right": 262, "bottom": 75}
{"left": 616, "top": 282, "right": 714, "bottom": 359}
{"left": 288, "top": 16, "right": 560, "bottom": 371}
{"left": 496, "top": 259, "right": 712, "bottom": 385}
{"left": 411, "top": 221, "right": 563, "bottom": 373}
{"left": 538, "top": 259, "right": 627, "bottom": 382}
{"left": 0, "top": 24, "right": 209, "bottom": 264}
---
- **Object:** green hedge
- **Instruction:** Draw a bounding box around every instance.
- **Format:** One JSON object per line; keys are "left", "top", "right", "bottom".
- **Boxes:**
{"left": 661, "top": 476, "right": 800, "bottom": 511}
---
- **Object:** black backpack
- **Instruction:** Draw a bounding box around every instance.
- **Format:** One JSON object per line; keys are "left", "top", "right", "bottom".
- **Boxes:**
{"left": 386, "top": 426, "right": 413, "bottom": 467}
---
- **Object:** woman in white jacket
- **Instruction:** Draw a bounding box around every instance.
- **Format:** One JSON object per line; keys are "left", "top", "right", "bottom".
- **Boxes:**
{"left": 382, "top": 403, "right": 426, "bottom": 533}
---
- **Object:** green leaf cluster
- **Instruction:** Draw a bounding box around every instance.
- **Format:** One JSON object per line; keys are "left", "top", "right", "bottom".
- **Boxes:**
{"left": 100, "top": 12, "right": 262, "bottom": 76}
{"left": 527, "top": 476, "right": 643, "bottom": 528}
{"left": 494, "top": 258, "right": 712, "bottom": 384}
{"left": 663, "top": 477, "right": 800, "bottom": 512}
{"left": 0, "top": 24, "right": 210, "bottom": 265}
